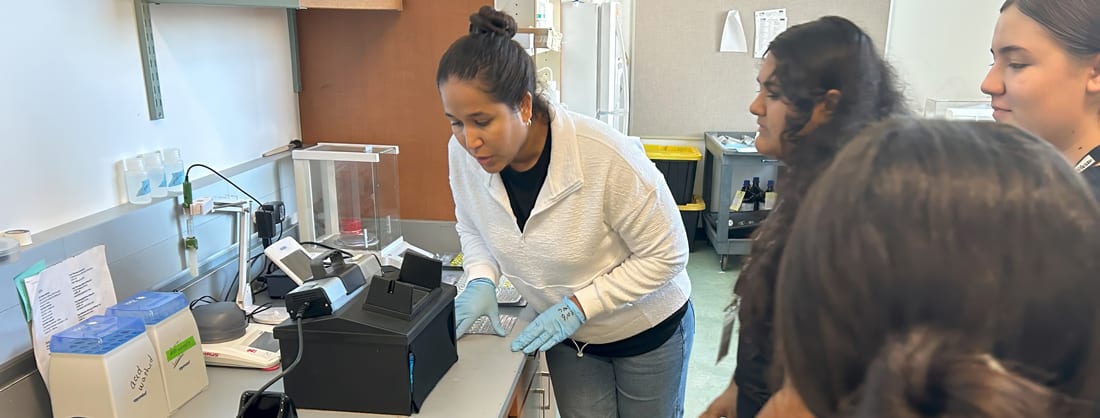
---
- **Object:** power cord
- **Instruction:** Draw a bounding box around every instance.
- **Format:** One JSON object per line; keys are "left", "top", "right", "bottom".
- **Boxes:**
{"left": 237, "top": 302, "right": 310, "bottom": 418}
{"left": 299, "top": 241, "right": 355, "bottom": 259}
{"left": 223, "top": 253, "right": 267, "bottom": 302}
{"left": 245, "top": 302, "right": 274, "bottom": 323}
{"left": 365, "top": 253, "right": 383, "bottom": 271}
{"left": 185, "top": 164, "right": 264, "bottom": 208}
{"left": 189, "top": 295, "right": 219, "bottom": 310}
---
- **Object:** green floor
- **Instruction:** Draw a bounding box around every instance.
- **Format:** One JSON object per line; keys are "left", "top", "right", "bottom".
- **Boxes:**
{"left": 683, "top": 246, "right": 740, "bottom": 417}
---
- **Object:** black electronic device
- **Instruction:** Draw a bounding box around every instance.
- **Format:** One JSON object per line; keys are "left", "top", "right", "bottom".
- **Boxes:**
{"left": 272, "top": 252, "right": 457, "bottom": 415}
{"left": 238, "top": 390, "right": 298, "bottom": 418}
{"left": 309, "top": 250, "right": 367, "bottom": 292}
{"left": 283, "top": 250, "right": 368, "bottom": 319}
{"left": 263, "top": 274, "right": 297, "bottom": 299}
{"left": 260, "top": 201, "right": 286, "bottom": 223}
{"left": 362, "top": 251, "right": 442, "bottom": 320}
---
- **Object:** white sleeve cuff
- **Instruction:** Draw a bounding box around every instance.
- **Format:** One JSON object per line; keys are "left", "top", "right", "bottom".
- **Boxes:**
{"left": 573, "top": 282, "right": 608, "bottom": 319}
{"left": 465, "top": 263, "right": 500, "bottom": 287}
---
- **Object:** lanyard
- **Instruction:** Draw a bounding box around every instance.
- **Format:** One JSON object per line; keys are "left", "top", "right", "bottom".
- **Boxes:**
{"left": 1075, "top": 146, "right": 1100, "bottom": 173}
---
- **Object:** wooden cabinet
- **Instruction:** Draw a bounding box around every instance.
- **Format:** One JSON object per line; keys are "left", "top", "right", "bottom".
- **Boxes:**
{"left": 296, "top": 0, "right": 490, "bottom": 221}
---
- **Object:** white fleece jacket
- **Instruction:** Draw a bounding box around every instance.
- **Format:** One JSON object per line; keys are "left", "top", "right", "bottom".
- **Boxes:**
{"left": 448, "top": 105, "right": 692, "bottom": 344}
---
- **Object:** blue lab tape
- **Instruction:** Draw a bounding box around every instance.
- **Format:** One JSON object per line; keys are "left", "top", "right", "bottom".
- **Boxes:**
{"left": 13, "top": 260, "right": 46, "bottom": 322}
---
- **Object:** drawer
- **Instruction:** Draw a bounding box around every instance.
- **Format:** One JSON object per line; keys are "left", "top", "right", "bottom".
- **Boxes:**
{"left": 520, "top": 356, "right": 554, "bottom": 418}
{"left": 508, "top": 354, "right": 541, "bottom": 417}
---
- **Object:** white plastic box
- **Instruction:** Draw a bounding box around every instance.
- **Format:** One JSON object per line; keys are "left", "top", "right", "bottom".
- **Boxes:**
{"left": 48, "top": 315, "right": 170, "bottom": 418}
{"left": 107, "top": 291, "right": 209, "bottom": 412}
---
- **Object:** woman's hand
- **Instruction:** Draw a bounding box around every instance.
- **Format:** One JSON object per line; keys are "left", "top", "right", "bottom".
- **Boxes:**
{"left": 699, "top": 383, "right": 737, "bottom": 418}
{"left": 757, "top": 386, "right": 814, "bottom": 418}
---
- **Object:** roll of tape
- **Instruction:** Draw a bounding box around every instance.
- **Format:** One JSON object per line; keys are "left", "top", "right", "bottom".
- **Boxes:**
{"left": 3, "top": 229, "right": 32, "bottom": 246}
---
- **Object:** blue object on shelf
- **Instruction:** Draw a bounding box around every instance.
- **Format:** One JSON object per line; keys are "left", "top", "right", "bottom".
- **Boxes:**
{"left": 107, "top": 291, "right": 187, "bottom": 325}
{"left": 50, "top": 315, "right": 146, "bottom": 355}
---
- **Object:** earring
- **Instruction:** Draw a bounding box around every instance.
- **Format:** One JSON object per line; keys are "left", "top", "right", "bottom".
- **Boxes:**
{"left": 526, "top": 119, "right": 532, "bottom": 127}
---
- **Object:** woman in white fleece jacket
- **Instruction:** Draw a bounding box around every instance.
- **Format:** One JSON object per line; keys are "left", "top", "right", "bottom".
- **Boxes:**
{"left": 436, "top": 7, "right": 694, "bottom": 418}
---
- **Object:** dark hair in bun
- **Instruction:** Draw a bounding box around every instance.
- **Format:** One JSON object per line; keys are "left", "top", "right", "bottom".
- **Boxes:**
{"left": 437, "top": 6, "right": 550, "bottom": 122}
{"left": 468, "top": 6, "right": 517, "bottom": 38}
{"left": 849, "top": 330, "right": 1064, "bottom": 418}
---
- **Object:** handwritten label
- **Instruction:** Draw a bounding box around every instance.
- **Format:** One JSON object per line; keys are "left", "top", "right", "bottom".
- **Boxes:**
{"left": 166, "top": 336, "right": 196, "bottom": 362}
{"left": 129, "top": 354, "right": 154, "bottom": 403}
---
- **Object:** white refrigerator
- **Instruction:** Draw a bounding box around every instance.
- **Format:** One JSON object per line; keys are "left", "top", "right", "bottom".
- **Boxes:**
{"left": 561, "top": 1, "right": 630, "bottom": 134}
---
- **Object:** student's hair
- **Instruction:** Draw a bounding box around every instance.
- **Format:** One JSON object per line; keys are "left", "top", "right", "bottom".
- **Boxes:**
{"left": 734, "top": 16, "right": 906, "bottom": 355}
{"left": 436, "top": 6, "right": 551, "bottom": 122}
{"left": 777, "top": 119, "right": 1100, "bottom": 418}
{"left": 1002, "top": 0, "right": 1100, "bottom": 59}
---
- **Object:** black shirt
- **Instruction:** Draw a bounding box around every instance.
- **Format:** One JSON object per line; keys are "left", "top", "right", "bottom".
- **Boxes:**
{"left": 564, "top": 300, "right": 690, "bottom": 358}
{"left": 501, "top": 130, "right": 552, "bottom": 232}
{"left": 1075, "top": 145, "right": 1100, "bottom": 199}
{"left": 1083, "top": 166, "right": 1100, "bottom": 199}
{"left": 734, "top": 332, "right": 772, "bottom": 417}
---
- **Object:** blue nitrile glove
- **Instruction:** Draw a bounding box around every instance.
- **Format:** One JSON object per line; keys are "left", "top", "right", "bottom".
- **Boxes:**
{"left": 510, "top": 296, "right": 586, "bottom": 354}
{"left": 454, "top": 278, "right": 506, "bottom": 338}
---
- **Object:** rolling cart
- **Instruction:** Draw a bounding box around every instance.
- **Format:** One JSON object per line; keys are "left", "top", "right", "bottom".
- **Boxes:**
{"left": 701, "top": 132, "right": 783, "bottom": 270}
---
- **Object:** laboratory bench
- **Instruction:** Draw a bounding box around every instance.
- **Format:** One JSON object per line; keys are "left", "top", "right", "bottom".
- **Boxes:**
{"left": 174, "top": 307, "right": 556, "bottom": 418}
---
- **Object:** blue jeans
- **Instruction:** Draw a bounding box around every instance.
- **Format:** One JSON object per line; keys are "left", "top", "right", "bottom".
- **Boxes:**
{"left": 545, "top": 301, "right": 695, "bottom": 418}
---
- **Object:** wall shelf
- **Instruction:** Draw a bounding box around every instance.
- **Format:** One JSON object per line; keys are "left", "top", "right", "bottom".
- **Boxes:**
{"left": 134, "top": 0, "right": 402, "bottom": 120}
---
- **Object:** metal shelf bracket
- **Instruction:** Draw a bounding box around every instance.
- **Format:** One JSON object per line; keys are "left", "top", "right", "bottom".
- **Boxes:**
{"left": 135, "top": 0, "right": 165, "bottom": 120}
{"left": 132, "top": 0, "right": 305, "bottom": 120}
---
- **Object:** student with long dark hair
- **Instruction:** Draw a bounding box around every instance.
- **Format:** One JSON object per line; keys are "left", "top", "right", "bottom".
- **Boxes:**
{"left": 777, "top": 119, "right": 1100, "bottom": 418}
{"left": 700, "top": 16, "right": 906, "bottom": 418}
{"left": 982, "top": 0, "right": 1100, "bottom": 195}
{"left": 438, "top": 7, "right": 694, "bottom": 417}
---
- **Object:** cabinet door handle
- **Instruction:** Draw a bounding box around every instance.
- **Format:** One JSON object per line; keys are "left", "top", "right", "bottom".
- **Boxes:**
{"left": 537, "top": 369, "right": 551, "bottom": 411}
{"left": 532, "top": 388, "right": 551, "bottom": 411}
{"left": 761, "top": 159, "right": 780, "bottom": 164}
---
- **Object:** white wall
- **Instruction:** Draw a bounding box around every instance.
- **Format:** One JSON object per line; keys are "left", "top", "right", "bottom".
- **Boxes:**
{"left": 0, "top": 1, "right": 300, "bottom": 234}
{"left": 885, "top": 0, "right": 1003, "bottom": 113}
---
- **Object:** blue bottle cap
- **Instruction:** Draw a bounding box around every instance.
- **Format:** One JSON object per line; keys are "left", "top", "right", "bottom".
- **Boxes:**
{"left": 50, "top": 315, "right": 146, "bottom": 355}
{"left": 107, "top": 291, "right": 188, "bottom": 325}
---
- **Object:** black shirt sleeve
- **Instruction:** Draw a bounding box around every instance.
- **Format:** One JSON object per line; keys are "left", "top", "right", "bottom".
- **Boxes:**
{"left": 734, "top": 331, "right": 773, "bottom": 418}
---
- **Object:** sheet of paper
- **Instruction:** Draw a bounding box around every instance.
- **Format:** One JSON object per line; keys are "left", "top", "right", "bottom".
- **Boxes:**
{"left": 754, "top": 8, "right": 788, "bottom": 58}
{"left": 13, "top": 260, "right": 47, "bottom": 321}
{"left": 27, "top": 245, "right": 117, "bottom": 385}
{"left": 720, "top": 10, "right": 748, "bottom": 53}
